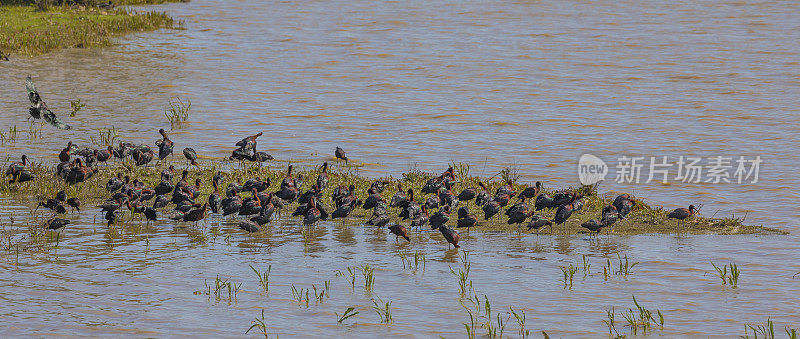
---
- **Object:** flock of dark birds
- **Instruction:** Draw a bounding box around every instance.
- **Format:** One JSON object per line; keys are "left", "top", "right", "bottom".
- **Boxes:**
{"left": 4, "top": 77, "right": 700, "bottom": 250}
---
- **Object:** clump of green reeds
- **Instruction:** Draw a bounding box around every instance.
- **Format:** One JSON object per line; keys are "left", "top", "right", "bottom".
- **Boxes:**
{"left": 371, "top": 297, "right": 393, "bottom": 324}
{"left": 69, "top": 99, "right": 85, "bottom": 117}
{"left": 0, "top": 125, "right": 18, "bottom": 144}
{"left": 460, "top": 294, "right": 508, "bottom": 339}
{"left": 90, "top": 126, "right": 119, "bottom": 146}
{"left": 361, "top": 264, "right": 375, "bottom": 292}
{"left": 290, "top": 284, "right": 307, "bottom": 306}
{"left": 335, "top": 266, "right": 357, "bottom": 289}
{"left": 560, "top": 264, "right": 578, "bottom": 289}
{"left": 605, "top": 296, "right": 664, "bottom": 336}
{"left": 450, "top": 251, "right": 473, "bottom": 297}
{"left": 711, "top": 262, "right": 740, "bottom": 287}
{"left": 290, "top": 281, "right": 330, "bottom": 306}
{"left": 198, "top": 275, "right": 241, "bottom": 302}
{"left": 249, "top": 264, "right": 271, "bottom": 294}
{"left": 245, "top": 309, "right": 274, "bottom": 339}
{"left": 510, "top": 307, "right": 530, "bottom": 338}
{"left": 27, "top": 121, "right": 43, "bottom": 140}
{"left": 742, "top": 320, "right": 799, "bottom": 339}
{"left": 582, "top": 254, "right": 591, "bottom": 276}
{"left": 164, "top": 97, "right": 191, "bottom": 128}
{"left": 397, "top": 250, "right": 426, "bottom": 272}
{"left": 616, "top": 253, "right": 638, "bottom": 277}
{"left": 336, "top": 307, "right": 359, "bottom": 324}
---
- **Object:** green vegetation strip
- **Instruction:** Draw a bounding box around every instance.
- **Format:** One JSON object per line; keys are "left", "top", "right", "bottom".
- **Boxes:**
{"left": 0, "top": 1, "right": 182, "bottom": 57}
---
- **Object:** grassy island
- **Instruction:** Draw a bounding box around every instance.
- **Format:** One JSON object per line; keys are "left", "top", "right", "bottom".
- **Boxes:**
{"left": 0, "top": 0, "right": 186, "bottom": 57}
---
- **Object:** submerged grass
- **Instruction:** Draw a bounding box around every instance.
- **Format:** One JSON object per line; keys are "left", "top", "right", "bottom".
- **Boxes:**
{"left": 0, "top": 2, "right": 180, "bottom": 57}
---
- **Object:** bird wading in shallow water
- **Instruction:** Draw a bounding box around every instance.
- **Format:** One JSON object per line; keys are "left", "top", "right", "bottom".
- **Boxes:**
{"left": 335, "top": 146, "right": 348, "bottom": 164}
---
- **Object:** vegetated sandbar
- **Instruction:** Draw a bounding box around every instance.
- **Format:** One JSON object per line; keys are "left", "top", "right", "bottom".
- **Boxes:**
{"left": 1, "top": 157, "right": 783, "bottom": 236}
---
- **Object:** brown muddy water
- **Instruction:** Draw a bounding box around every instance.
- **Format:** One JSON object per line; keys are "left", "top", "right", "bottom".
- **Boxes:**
{"left": 1, "top": 0, "right": 799, "bottom": 337}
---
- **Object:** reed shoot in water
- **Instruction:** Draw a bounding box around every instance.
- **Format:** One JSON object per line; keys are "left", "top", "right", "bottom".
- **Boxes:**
{"left": 711, "top": 262, "right": 740, "bottom": 287}
{"left": 582, "top": 254, "right": 591, "bottom": 276}
{"left": 611, "top": 295, "right": 664, "bottom": 336}
{"left": 371, "top": 297, "right": 393, "bottom": 324}
{"left": 616, "top": 253, "right": 639, "bottom": 277}
{"left": 336, "top": 307, "right": 359, "bottom": 324}
{"left": 245, "top": 309, "right": 273, "bottom": 339}
{"left": 0, "top": 125, "right": 18, "bottom": 144}
{"left": 361, "top": 264, "right": 375, "bottom": 292}
{"left": 560, "top": 264, "right": 578, "bottom": 289}
{"left": 69, "top": 99, "right": 85, "bottom": 117}
{"left": 90, "top": 126, "right": 119, "bottom": 147}
{"left": 510, "top": 307, "right": 530, "bottom": 338}
{"left": 164, "top": 96, "right": 191, "bottom": 128}
{"left": 249, "top": 264, "right": 271, "bottom": 294}
{"left": 335, "top": 267, "right": 357, "bottom": 289}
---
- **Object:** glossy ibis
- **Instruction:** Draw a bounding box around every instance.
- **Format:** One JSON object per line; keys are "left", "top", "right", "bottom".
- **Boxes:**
{"left": 519, "top": 181, "right": 541, "bottom": 200}
{"left": 183, "top": 203, "right": 208, "bottom": 224}
{"left": 222, "top": 195, "right": 243, "bottom": 216}
{"left": 96, "top": 146, "right": 113, "bottom": 163}
{"left": 132, "top": 145, "right": 154, "bottom": 166}
{"left": 553, "top": 203, "right": 575, "bottom": 230}
{"left": 429, "top": 205, "right": 451, "bottom": 229}
{"left": 25, "top": 76, "right": 70, "bottom": 129}
{"left": 6, "top": 155, "right": 34, "bottom": 183}
{"left": 59, "top": 141, "right": 73, "bottom": 162}
{"left": 316, "top": 162, "right": 329, "bottom": 192}
{"left": 601, "top": 205, "right": 619, "bottom": 227}
{"left": 482, "top": 200, "right": 501, "bottom": 220}
{"left": 617, "top": 199, "right": 635, "bottom": 219}
{"left": 208, "top": 181, "right": 222, "bottom": 214}
{"left": 335, "top": 146, "right": 348, "bottom": 164}
{"left": 239, "top": 220, "right": 260, "bottom": 233}
{"left": 226, "top": 179, "right": 243, "bottom": 198}
{"left": 439, "top": 182, "right": 458, "bottom": 209}
{"left": 388, "top": 224, "right": 410, "bottom": 242}
{"left": 304, "top": 197, "right": 321, "bottom": 225}
{"left": 438, "top": 225, "right": 460, "bottom": 248}
{"left": 67, "top": 197, "right": 81, "bottom": 212}
{"left": 581, "top": 219, "right": 604, "bottom": 234}
{"left": 457, "top": 206, "right": 477, "bottom": 228}
{"left": 389, "top": 184, "right": 407, "bottom": 207}
{"left": 526, "top": 215, "right": 552, "bottom": 233}
{"left": 551, "top": 190, "right": 577, "bottom": 208}
{"left": 65, "top": 158, "right": 96, "bottom": 185}
{"left": 183, "top": 147, "right": 198, "bottom": 167}
{"left": 668, "top": 204, "right": 696, "bottom": 220}
{"left": 474, "top": 182, "right": 491, "bottom": 206}
{"left": 46, "top": 218, "right": 70, "bottom": 230}
{"left": 363, "top": 190, "right": 383, "bottom": 210}
{"left": 612, "top": 194, "right": 632, "bottom": 211}
{"left": 410, "top": 205, "right": 429, "bottom": 229}
{"left": 156, "top": 128, "right": 174, "bottom": 160}
{"left": 144, "top": 207, "right": 157, "bottom": 223}
{"left": 367, "top": 209, "right": 391, "bottom": 227}
{"left": 424, "top": 194, "right": 440, "bottom": 210}
{"left": 153, "top": 194, "right": 170, "bottom": 209}
{"left": 399, "top": 189, "right": 419, "bottom": 220}
{"left": 457, "top": 186, "right": 477, "bottom": 202}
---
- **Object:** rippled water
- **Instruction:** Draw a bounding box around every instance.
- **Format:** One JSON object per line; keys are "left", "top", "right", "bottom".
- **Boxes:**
{"left": 1, "top": 0, "right": 799, "bottom": 336}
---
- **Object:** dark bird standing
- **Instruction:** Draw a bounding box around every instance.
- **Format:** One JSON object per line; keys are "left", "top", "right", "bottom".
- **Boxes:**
{"left": 335, "top": 146, "right": 348, "bottom": 164}
{"left": 183, "top": 147, "right": 198, "bottom": 167}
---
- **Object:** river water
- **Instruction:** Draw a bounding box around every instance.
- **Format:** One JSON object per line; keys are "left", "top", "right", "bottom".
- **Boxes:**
{"left": 1, "top": 0, "right": 799, "bottom": 337}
